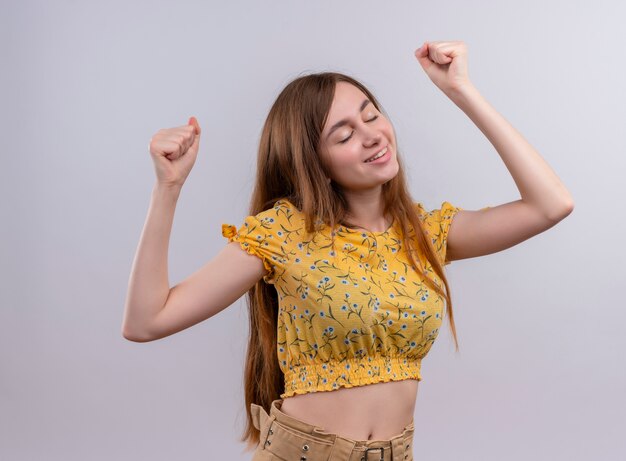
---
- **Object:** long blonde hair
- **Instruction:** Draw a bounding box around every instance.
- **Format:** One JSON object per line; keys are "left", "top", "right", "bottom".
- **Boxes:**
{"left": 240, "top": 72, "right": 459, "bottom": 450}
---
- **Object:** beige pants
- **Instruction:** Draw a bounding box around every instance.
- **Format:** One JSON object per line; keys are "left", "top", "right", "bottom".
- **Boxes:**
{"left": 251, "top": 399, "right": 415, "bottom": 461}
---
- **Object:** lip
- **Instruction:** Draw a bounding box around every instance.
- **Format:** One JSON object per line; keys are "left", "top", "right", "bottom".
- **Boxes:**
{"left": 363, "top": 146, "right": 391, "bottom": 164}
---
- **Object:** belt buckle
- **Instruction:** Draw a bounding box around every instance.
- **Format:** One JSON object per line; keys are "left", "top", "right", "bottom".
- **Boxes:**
{"left": 362, "top": 446, "right": 384, "bottom": 461}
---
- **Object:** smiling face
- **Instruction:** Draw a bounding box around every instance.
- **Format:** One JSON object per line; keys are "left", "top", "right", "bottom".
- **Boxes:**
{"left": 319, "top": 81, "right": 399, "bottom": 194}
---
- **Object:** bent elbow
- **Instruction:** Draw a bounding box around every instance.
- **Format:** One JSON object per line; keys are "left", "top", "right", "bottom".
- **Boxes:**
{"left": 548, "top": 200, "right": 575, "bottom": 222}
{"left": 122, "top": 325, "right": 154, "bottom": 343}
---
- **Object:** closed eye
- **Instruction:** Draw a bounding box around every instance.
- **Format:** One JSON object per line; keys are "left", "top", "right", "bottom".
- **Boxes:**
{"left": 339, "top": 116, "right": 379, "bottom": 144}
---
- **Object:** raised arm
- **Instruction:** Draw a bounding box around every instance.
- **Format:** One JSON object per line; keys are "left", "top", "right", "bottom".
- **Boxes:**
{"left": 122, "top": 118, "right": 267, "bottom": 342}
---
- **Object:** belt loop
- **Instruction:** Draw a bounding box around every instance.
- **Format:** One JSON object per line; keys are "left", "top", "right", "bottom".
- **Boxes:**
{"left": 250, "top": 403, "right": 276, "bottom": 447}
{"left": 391, "top": 435, "right": 406, "bottom": 461}
{"left": 250, "top": 403, "right": 262, "bottom": 430}
{"left": 328, "top": 437, "right": 356, "bottom": 460}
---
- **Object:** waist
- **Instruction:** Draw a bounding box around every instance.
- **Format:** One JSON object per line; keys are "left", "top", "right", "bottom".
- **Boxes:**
{"left": 280, "top": 379, "right": 418, "bottom": 440}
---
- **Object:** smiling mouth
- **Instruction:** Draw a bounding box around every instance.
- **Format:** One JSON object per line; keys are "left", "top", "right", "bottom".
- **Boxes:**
{"left": 364, "top": 146, "right": 389, "bottom": 163}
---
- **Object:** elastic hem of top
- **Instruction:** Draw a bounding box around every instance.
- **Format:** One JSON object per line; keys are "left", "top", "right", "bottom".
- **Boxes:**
{"left": 280, "top": 355, "right": 422, "bottom": 399}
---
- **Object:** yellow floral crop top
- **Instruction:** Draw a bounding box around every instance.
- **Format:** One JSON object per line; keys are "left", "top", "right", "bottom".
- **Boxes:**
{"left": 221, "top": 198, "right": 463, "bottom": 398}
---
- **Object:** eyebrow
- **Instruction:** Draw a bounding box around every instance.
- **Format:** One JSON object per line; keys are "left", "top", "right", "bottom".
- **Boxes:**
{"left": 326, "top": 99, "right": 372, "bottom": 139}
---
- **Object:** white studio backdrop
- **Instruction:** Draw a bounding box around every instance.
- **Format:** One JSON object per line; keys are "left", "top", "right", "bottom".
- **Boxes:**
{"left": 1, "top": 0, "right": 624, "bottom": 460}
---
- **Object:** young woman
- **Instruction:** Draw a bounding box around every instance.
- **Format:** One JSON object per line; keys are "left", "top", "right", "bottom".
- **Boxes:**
{"left": 123, "top": 40, "right": 574, "bottom": 460}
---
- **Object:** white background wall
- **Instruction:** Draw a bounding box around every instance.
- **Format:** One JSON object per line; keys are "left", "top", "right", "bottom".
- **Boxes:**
{"left": 2, "top": 0, "right": 624, "bottom": 459}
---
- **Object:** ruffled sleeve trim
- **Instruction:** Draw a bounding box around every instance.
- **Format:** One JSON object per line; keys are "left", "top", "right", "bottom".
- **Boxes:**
{"left": 438, "top": 201, "right": 463, "bottom": 266}
{"left": 221, "top": 223, "right": 238, "bottom": 239}
{"left": 414, "top": 201, "right": 463, "bottom": 267}
{"left": 221, "top": 222, "right": 276, "bottom": 283}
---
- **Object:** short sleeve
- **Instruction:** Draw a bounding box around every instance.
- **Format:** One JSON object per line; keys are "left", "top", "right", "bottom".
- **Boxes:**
{"left": 221, "top": 202, "right": 291, "bottom": 284}
{"left": 415, "top": 201, "right": 464, "bottom": 266}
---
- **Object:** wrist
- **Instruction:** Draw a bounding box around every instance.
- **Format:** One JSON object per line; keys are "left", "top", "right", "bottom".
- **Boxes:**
{"left": 445, "top": 81, "right": 480, "bottom": 106}
{"left": 153, "top": 182, "right": 182, "bottom": 198}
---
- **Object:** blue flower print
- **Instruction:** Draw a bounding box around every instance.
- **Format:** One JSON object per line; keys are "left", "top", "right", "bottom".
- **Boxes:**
{"left": 221, "top": 197, "right": 462, "bottom": 398}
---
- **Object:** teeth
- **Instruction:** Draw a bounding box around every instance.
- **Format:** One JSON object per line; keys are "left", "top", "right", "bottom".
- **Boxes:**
{"left": 365, "top": 147, "right": 388, "bottom": 163}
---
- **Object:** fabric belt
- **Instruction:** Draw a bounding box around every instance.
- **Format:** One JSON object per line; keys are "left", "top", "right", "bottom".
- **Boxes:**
{"left": 251, "top": 399, "right": 413, "bottom": 461}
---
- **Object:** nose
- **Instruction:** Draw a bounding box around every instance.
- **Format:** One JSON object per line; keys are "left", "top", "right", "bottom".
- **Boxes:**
{"left": 362, "top": 125, "right": 382, "bottom": 147}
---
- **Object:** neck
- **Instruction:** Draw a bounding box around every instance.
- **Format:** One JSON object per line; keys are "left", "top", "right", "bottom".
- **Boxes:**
{"left": 342, "top": 188, "right": 391, "bottom": 232}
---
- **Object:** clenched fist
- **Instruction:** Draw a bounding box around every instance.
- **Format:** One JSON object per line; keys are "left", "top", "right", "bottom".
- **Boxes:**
{"left": 149, "top": 116, "right": 202, "bottom": 188}
{"left": 414, "top": 40, "right": 472, "bottom": 94}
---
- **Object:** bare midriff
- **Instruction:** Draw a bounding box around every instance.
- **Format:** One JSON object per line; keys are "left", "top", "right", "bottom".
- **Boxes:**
{"left": 279, "top": 379, "right": 418, "bottom": 440}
